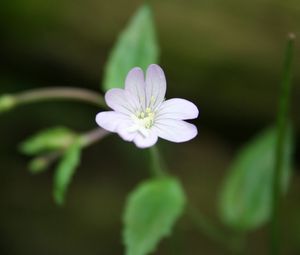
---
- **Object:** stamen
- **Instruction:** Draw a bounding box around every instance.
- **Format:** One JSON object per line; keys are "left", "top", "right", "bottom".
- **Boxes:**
{"left": 131, "top": 107, "right": 155, "bottom": 135}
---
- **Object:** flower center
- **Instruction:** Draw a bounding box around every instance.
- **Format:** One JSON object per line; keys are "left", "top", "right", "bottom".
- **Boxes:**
{"left": 135, "top": 107, "right": 155, "bottom": 129}
{"left": 127, "top": 107, "right": 156, "bottom": 137}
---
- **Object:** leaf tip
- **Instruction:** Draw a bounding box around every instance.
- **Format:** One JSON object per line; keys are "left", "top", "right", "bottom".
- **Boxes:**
{"left": 53, "top": 190, "right": 65, "bottom": 207}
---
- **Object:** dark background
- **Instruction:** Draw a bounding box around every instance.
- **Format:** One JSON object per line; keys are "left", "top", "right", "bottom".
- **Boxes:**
{"left": 1, "top": 0, "right": 300, "bottom": 254}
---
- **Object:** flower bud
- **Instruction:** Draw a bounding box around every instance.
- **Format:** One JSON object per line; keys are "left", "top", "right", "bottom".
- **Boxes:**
{"left": 29, "top": 157, "right": 49, "bottom": 174}
{"left": 0, "top": 95, "right": 16, "bottom": 113}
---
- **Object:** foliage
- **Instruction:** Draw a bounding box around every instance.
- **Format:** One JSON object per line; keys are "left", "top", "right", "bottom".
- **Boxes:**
{"left": 103, "top": 4, "right": 159, "bottom": 91}
{"left": 219, "top": 126, "right": 293, "bottom": 231}
{"left": 123, "top": 177, "right": 185, "bottom": 255}
{"left": 20, "top": 127, "right": 76, "bottom": 155}
{"left": 53, "top": 139, "right": 82, "bottom": 205}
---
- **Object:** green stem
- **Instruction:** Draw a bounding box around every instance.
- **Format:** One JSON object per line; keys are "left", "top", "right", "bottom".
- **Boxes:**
{"left": 270, "top": 33, "right": 295, "bottom": 255}
{"left": 15, "top": 87, "right": 107, "bottom": 108}
{"left": 148, "top": 146, "right": 167, "bottom": 178}
{"left": 187, "top": 204, "right": 244, "bottom": 254}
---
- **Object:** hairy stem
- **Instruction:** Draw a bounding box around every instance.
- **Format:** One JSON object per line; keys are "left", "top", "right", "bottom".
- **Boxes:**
{"left": 15, "top": 87, "right": 106, "bottom": 108}
{"left": 270, "top": 34, "right": 295, "bottom": 255}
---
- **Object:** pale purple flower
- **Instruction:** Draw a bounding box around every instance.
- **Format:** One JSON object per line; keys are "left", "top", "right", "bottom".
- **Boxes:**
{"left": 96, "top": 64, "right": 199, "bottom": 148}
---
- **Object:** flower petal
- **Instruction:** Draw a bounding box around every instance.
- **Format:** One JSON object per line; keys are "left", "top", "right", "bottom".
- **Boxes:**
{"left": 96, "top": 111, "right": 130, "bottom": 132}
{"left": 105, "top": 88, "right": 138, "bottom": 115}
{"left": 125, "top": 67, "right": 146, "bottom": 110}
{"left": 154, "top": 119, "right": 197, "bottom": 143}
{"left": 133, "top": 131, "right": 158, "bottom": 148}
{"left": 157, "top": 98, "right": 199, "bottom": 120}
{"left": 117, "top": 124, "right": 137, "bottom": 142}
{"left": 145, "top": 64, "right": 166, "bottom": 109}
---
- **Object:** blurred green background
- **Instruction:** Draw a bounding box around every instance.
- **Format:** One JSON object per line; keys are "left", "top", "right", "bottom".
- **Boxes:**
{"left": 1, "top": 0, "right": 300, "bottom": 254}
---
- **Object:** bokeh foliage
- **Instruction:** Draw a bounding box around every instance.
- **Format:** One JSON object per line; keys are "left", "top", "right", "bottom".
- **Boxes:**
{"left": 220, "top": 126, "right": 293, "bottom": 231}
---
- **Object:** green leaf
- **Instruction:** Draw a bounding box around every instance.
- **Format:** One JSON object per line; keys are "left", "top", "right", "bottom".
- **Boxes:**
{"left": 123, "top": 177, "right": 185, "bottom": 255}
{"left": 219, "top": 126, "right": 293, "bottom": 231}
{"left": 20, "top": 127, "right": 76, "bottom": 155}
{"left": 53, "top": 139, "right": 81, "bottom": 205}
{"left": 103, "top": 4, "right": 159, "bottom": 91}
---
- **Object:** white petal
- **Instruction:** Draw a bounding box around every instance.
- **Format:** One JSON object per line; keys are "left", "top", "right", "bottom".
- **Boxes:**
{"left": 96, "top": 111, "right": 129, "bottom": 132}
{"left": 117, "top": 123, "right": 137, "bottom": 142}
{"left": 154, "top": 119, "right": 197, "bottom": 143}
{"left": 157, "top": 98, "right": 199, "bottom": 120}
{"left": 133, "top": 131, "right": 158, "bottom": 148}
{"left": 105, "top": 88, "right": 138, "bottom": 115}
{"left": 125, "top": 67, "right": 146, "bottom": 110}
{"left": 145, "top": 64, "right": 166, "bottom": 109}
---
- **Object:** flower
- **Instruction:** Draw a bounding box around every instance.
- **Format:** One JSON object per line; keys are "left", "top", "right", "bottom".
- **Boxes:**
{"left": 96, "top": 64, "right": 199, "bottom": 148}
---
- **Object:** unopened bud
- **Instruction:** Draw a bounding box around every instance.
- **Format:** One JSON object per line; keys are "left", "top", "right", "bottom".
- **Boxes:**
{"left": 29, "top": 157, "right": 49, "bottom": 174}
{"left": 0, "top": 95, "right": 16, "bottom": 113}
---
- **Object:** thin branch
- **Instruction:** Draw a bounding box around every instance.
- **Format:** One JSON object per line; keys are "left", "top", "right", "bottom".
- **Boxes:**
{"left": 15, "top": 87, "right": 106, "bottom": 108}
{"left": 80, "top": 128, "right": 110, "bottom": 147}
{"left": 187, "top": 203, "right": 245, "bottom": 254}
